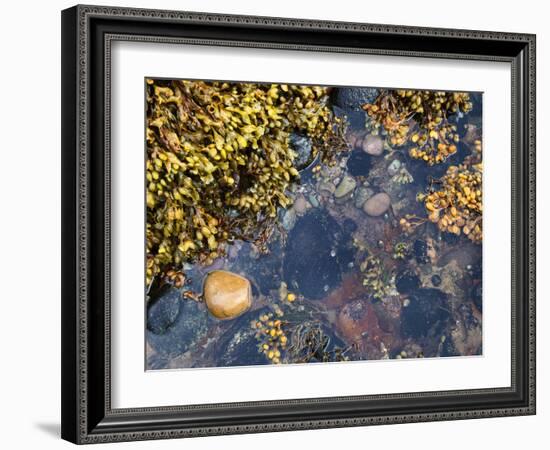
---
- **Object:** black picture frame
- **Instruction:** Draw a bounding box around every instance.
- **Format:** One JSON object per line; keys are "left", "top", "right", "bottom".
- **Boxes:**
{"left": 61, "top": 4, "right": 536, "bottom": 444}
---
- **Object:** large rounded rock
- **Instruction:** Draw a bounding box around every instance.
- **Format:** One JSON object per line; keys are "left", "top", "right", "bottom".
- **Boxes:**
{"left": 203, "top": 270, "right": 252, "bottom": 320}
{"left": 363, "top": 192, "right": 391, "bottom": 217}
{"left": 362, "top": 134, "right": 384, "bottom": 156}
{"left": 283, "top": 211, "right": 344, "bottom": 299}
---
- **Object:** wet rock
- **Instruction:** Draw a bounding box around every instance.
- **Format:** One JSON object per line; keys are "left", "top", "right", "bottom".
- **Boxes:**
{"left": 346, "top": 150, "right": 372, "bottom": 177}
{"left": 293, "top": 195, "right": 309, "bottom": 215}
{"left": 283, "top": 211, "right": 343, "bottom": 299}
{"left": 318, "top": 181, "right": 336, "bottom": 195}
{"left": 332, "top": 87, "right": 380, "bottom": 112}
{"left": 413, "top": 239, "right": 430, "bottom": 264}
{"left": 363, "top": 192, "right": 391, "bottom": 216}
{"left": 308, "top": 194, "right": 319, "bottom": 208}
{"left": 395, "top": 269, "right": 421, "bottom": 295}
{"left": 334, "top": 175, "right": 357, "bottom": 198}
{"left": 282, "top": 207, "right": 297, "bottom": 230}
{"left": 203, "top": 270, "right": 252, "bottom": 320}
{"left": 387, "top": 159, "right": 402, "bottom": 176}
{"left": 289, "top": 132, "right": 313, "bottom": 170}
{"left": 354, "top": 186, "right": 374, "bottom": 209}
{"left": 431, "top": 274, "right": 442, "bottom": 287}
{"left": 147, "top": 299, "right": 208, "bottom": 356}
{"left": 401, "top": 288, "right": 450, "bottom": 338}
{"left": 147, "top": 287, "right": 181, "bottom": 335}
{"left": 216, "top": 309, "right": 270, "bottom": 367}
{"left": 243, "top": 239, "right": 284, "bottom": 295}
{"left": 362, "top": 134, "right": 384, "bottom": 156}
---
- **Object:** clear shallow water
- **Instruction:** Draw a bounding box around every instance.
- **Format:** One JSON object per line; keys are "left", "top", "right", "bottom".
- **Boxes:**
{"left": 146, "top": 88, "right": 483, "bottom": 370}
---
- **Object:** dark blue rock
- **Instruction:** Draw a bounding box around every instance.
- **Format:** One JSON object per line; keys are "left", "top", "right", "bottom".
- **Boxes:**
{"left": 146, "top": 287, "right": 181, "bottom": 335}
{"left": 216, "top": 308, "right": 270, "bottom": 367}
{"left": 346, "top": 150, "right": 372, "bottom": 177}
{"left": 332, "top": 87, "right": 380, "bottom": 112}
{"left": 147, "top": 298, "right": 209, "bottom": 357}
{"left": 395, "top": 269, "right": 421, "bottom": 294}
{"left": 431, "top": 274, "right": 442, "bottom": 287}
{"left": 283, "top": 211, "right": 343, "bottom": 299}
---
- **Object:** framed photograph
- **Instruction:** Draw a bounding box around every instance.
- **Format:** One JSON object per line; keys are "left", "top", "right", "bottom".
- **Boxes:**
{"left": 61, "top": 4, "right": 536, "bottom": 444}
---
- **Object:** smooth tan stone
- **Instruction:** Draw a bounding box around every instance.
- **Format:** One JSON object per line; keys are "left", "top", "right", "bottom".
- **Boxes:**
{"left": 203, "top": 270, "right": 252, "bottom": 320}
{"left": 363, "top": 192, "right": 391, "bottom": 217}
{"left": 362, "top": 134, "right": 384, "bottom": 156}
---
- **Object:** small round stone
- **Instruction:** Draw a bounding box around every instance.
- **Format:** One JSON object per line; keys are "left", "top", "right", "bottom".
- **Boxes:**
{"left": 362, "top": 134, "right": 384, "bottom": 156}
{"left": 363, "top": 192, "right": 391, "bottom": 217}
{"left": 293, "top": 195, "right": 309, "bottom": 215}
{"left": 431, "top": 274, "right": 442, "bottom": 287}
{"left": 203, "top": 270, "right": 252, "bottom": 320}
{"left": 334, "top": 175, "right": 357, "bottom": 198}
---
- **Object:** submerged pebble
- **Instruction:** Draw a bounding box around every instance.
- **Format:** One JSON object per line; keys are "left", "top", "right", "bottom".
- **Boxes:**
{"left": 334, "top": 175, "right": 357, "bottom": 198}
{"left": 362, "top": 134, "right": 384, "bottom": 156}
{"left": 431, "top": 274, "right": 442, "bottom": 287}
{"left": 282, "top": 207, "right": 297, "bottom": 230}
{"left": 354, "top": 186, "right": 374, "bottom": 209}
{"left": 203, "top": 270, "right": 252, "bottom": 320}
{"left": 363, "top": 192, "right": 391, "bottom": 216}
{"left": 293, "top": 195, "right": 309, "bottom": 215}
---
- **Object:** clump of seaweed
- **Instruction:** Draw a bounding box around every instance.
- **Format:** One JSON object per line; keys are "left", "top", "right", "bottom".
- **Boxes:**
{"left": 252, "top": 311, "right": 288, "bottom": 364}
{"left": 146, "top": 79, "right": 347, "bottom": 285}
{"left": 360, "top": 255, "right": 395, "bottom": 301}
{"left": 362, "top": 90, "right": 473, "bottom": 165}
{"left": 285, "top": 323, "right": 350, "bottom": 363}
{"left": 400, "top": 140, "right": 483, "bottom": 243}
{"left": 392, "top": 242, "right": 411, "bottom": 260}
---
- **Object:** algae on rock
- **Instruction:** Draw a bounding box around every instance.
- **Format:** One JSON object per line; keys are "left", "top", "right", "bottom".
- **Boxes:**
{"left": 146, "top": 80, "right": 347, "bottom": 286}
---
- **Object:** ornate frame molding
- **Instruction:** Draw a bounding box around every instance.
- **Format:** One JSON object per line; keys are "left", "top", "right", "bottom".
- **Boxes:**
{"left": 61, "top": 4, "right": 536, "bottom": 444}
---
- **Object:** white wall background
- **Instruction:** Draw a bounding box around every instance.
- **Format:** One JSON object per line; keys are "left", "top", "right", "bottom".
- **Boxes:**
{"left": 0, "top": 0, "right": 545, "bottom": 448}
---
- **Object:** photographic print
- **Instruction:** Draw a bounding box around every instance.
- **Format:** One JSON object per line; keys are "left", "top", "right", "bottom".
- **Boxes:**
{"left": 145, "top": 79, "right": 483, "bottom": 370}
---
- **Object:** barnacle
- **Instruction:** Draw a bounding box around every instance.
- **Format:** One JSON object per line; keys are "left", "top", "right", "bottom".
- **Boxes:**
{"left": 146, "top": 79, "right": 347, "bottom": 285}
{"left": 362, "top": 90, "right": 473, "bottom": 165}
